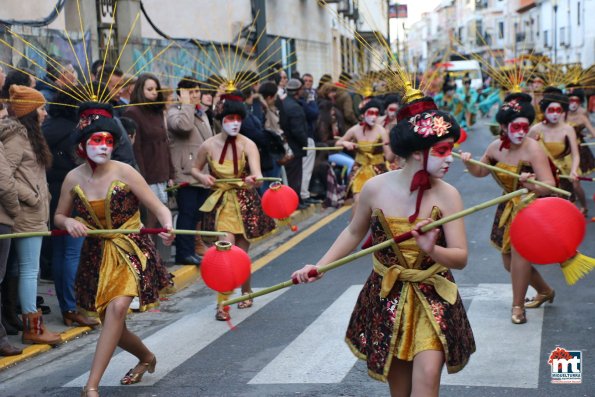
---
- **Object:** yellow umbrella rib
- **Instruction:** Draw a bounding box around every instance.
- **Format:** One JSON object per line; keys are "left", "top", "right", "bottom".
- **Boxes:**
{"left": 104, "top": 41, "right": 176, "bottom": 104}
{"left": 98, "top": 10, "right": 142, "bottom": 103}
{"left": 229, "top": 10, "right": 259, "bottom": 81}
{"left": 0, "top": 98, "right": 78, "bottom": 108}
{"left": 0, "top": 51, "right": 87, "bottom": 104}
{"left": 75, "top": 0, "right": 95, "bottom": 100}
{"left": 52, "top": 2, "right": 93, "bottom": 99}
{"left": 1, "top": 32, "right": 90, "bottom": 101}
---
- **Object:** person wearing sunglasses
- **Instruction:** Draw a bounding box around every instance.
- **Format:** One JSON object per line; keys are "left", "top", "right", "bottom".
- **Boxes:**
{"left": 528, "top": 87, "right": 586, "bottom": 215}
{"left": 460, "top": 93, "right": 556, "bottom": 325}
{"left": 336, "top": 99, "right": 395, "bottom": 216}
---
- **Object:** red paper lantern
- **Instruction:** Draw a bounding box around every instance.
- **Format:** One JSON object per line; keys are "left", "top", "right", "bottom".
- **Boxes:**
{"left": 510, "top": 197, "right": 586, "bottom": 264}
{"left": 200, "top": 241, "right": 251, "bottom": 292}
{"left": 261, "top": 182, "right": 299, "bottom": 220}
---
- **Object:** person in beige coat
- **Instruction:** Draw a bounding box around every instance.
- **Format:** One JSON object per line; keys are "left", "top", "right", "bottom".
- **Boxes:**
{"left": 166, "top": 77, "right": 214, "bottom": 264}
{"left": 2, "top": 85, "right": 61, "bottom": 345}
{"left": 0, "top": 138, "right": 22, "bottom": 356}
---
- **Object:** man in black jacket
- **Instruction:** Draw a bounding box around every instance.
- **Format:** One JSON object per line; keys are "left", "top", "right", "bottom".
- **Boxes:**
{"left": 281, "top": 79, "right": 309, "bottom": 208}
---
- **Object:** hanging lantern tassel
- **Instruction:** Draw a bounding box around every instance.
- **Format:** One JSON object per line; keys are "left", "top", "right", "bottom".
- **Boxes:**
{"left": 261, "top": 182, "right": 300, "bottom": 232}
{"left": 510, "top": 197, "right": 594, "bottom": 285}
{"left": 560, "top": 253, "right": 595, "bottom": 286}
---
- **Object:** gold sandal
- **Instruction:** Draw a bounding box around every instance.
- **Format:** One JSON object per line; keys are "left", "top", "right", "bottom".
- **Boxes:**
{"left": 120, "top": 355, "right": 157, "bottom": 385}
{"left": 215, "top": 306, "right": 231, "bottom": 321}
{"left": 525, "top": 290, "right": 555, "bottom": 309}
{"left": 81, "top": 386, "right": 99, "bottom": 397}
{"left": 237, "top": 292, "right": 253, "bottom": 309}
{"left": 511, "top": 306, "right": 527, "bottom": 324}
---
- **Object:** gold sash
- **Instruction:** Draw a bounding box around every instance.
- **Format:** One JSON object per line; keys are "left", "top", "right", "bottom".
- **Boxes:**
{"left": 355, "top": 151, "right": 385, "bottom": 166}
{"left": 76, "top": 211, "right": 147, "bottom": 314}
{"left": 200, "top": 181, "right": 243, "bottom": 213}
{"left": 373, "top": 256, "right": 458, "bottom": 305}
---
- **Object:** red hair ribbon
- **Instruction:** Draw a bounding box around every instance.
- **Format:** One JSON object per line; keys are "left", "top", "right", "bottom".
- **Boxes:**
{"left": 219, "top": 136, "right": 239, "bottom": 175}
{"left": 499, "top": 134, "right": 511, "bottom": 151}
{"left": 397, "top": 100, "right": 437, "bottom": 122}
{"left": 408, "top": 148, "right": 431, "bottom": 223}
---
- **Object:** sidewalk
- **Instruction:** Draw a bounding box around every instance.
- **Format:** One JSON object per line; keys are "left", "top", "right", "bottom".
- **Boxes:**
{"left": 0, "top": 202, "right": 339, "bottom": 370}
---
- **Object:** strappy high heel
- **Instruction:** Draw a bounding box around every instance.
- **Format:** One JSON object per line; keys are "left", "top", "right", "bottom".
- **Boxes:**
{"left": 525, "top": 290, "right": 555, "bottom": 309}
{"left": 120, "top": 355, "right": 157, "bottom": 385}
{"left": 81, "top": 386, "right": 99, "bottom": 397}
{"left": 237, "top": 291, "right": 254, "bottom": 309}
{"left": 511, "top": 306, "right": 526, "bottom": 324}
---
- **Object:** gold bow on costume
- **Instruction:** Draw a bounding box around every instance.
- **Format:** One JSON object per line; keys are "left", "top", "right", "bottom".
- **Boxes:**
{"left": 200, "top": 181, "right": 243, "bottom": 213}
{"left": 373, "top": 257, "right": 458, "bottom": 305}
{"left": 77, "top": 211, "right": 147, "bottom": 314}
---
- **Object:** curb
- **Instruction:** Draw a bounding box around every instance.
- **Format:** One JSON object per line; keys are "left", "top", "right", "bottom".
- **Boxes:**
{"left": 0, "top": 203, "right": 333, "bottom": 371}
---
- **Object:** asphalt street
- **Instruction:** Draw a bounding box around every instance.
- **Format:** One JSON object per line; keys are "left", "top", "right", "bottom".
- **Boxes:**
{"left": 0, "top": 117, "right": 593, "bottom": 397}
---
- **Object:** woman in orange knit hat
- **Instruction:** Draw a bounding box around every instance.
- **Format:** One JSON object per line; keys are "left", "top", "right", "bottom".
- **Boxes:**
{"left": 0, "top": 85, "right": 61, "bottom": 345}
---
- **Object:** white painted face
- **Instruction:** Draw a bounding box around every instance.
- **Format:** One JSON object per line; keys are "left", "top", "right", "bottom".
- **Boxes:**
{"left": 544, "top": 102, "right": 563, "bottom": 124}
{"left": 86, "top": 132, "right": 114, "bottom": 164}
{"left": 386, "top": 104, "right": 398, "bottom": 119}
{"left": 222, "top": 114, "right": 242, "bottom": 136}
{"left": 568, "top": 102, "right": 579, "bottom": 112}
{"left": 426, "top": 140, "right": 454, "bottom": 178}
{"left": 507, "top": 117, "right": 530, "bottom": 145}
{"left": 364, "top": 108, "right": 379, "bottom": 126}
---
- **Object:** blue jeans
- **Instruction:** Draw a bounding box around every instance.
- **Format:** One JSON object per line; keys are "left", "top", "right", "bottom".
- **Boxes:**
{"left": 175, "top": 186, "right": 210, "bottom": 260}
{"left": 12, "top": 237, "right": 42, "bottom": 314}
{"left": 328, "top": 153, "right": 355, "bottom": 176}
{"left": 52, "top": 235, "right": 84, "bottom": 313}
{"left": 260, "top": 160, "right": 282, "bottom": 196}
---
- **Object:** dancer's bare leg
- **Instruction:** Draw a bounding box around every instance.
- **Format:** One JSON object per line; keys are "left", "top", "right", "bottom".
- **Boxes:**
{"left": 235, "top": 235, "right": 251, "bottom": 295}
{"left": 387, "top": 358, "right": 413, "bottom": 397}
{"left": 410, "top": 350, "right": 444, "bottom": 397}
{"left": 503, "top": 252, "right": 551, "bottom": 296}
{"left": 84, "top": 296, "right": 133, "bottom": 393}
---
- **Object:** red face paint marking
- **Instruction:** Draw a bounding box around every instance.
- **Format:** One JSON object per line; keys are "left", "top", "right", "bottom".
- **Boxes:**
{"left": 429, "top": 141, "right": 454, "bottom": 158}
{"left": 546, "top": 106, "right": 563, "bottom": 114}
{"left": 509, "top": 122, "right": 530, "bottom": 134}
{"left": 87, "top": 132, "right": 114, "bottom": 148}
{"left": 365, "top": 109, "right": 379, "bottom": 117}
{"left": 223, "top": 114, "right": 242, "bottom": 123}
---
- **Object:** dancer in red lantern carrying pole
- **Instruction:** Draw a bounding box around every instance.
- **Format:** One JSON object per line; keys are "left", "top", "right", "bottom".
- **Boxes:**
{"left": 293, "top": 86, "right": 475, "bottom": 397}
{"left": 54, "top": 118, "right": 174, "bottom": 397}
{"left": 460, "top": 92, "right": 557, "bottom": 325}
{"left": 191, "top": 95, "right": 275, "bottom": 321}
{"left": 528, "top": 87, "right": 587, "bottom": 215}
{"left": 336, "top": 99, "right": 395, "bottom": 216}
{"left": 565, "top": 85, "right": 595, "bottom": 181}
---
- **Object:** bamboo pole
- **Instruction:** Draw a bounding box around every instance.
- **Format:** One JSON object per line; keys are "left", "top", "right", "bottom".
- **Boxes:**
{"left": 452, "top": 152, "right": 571, "bottom": 197}
{"left": 559, "top": 175, "right": 595, "bottom": 182}
{"left": 303, "top": 142, "right": 387, "bottom": 151}
{"left": 165, "top": 177, "right": 282, "bottom": 192}
{"left": 222, "top": 188, "right": 529, "bottom": 306}
{"left": 0, "top": 229, "right": 227, "bottom": 240}
{"left": 580, "top": 142, "right": 595, "bottom": 146}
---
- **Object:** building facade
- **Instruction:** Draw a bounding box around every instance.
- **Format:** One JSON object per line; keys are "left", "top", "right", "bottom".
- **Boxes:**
{"left": 406, "top": 0, "right": 594, "bottom": 73}
{"left": 0, "top": 0, "right": 389, "bottom": 86}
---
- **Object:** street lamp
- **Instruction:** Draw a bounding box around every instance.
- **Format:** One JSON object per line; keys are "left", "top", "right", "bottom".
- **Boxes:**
{"left": 552, "top": 0, "right": 558, "bottom": 63}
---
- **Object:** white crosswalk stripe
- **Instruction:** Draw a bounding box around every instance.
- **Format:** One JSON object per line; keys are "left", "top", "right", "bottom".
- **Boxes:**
{"left": 248, "top": 285, "right": 362, "bottom": 384}
{"left": 63, "top": 288, "right": 288, "bottom": 388}
{"left": 442, "top": 283, "right": 543, "bottom": 388}
{"left": 62, "top": 283, "right": 545, "bottom": 389}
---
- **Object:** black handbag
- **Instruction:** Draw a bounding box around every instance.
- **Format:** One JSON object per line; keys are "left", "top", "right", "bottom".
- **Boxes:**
{"left": 264, "top": 129, "right": 287, "bottom": 156}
